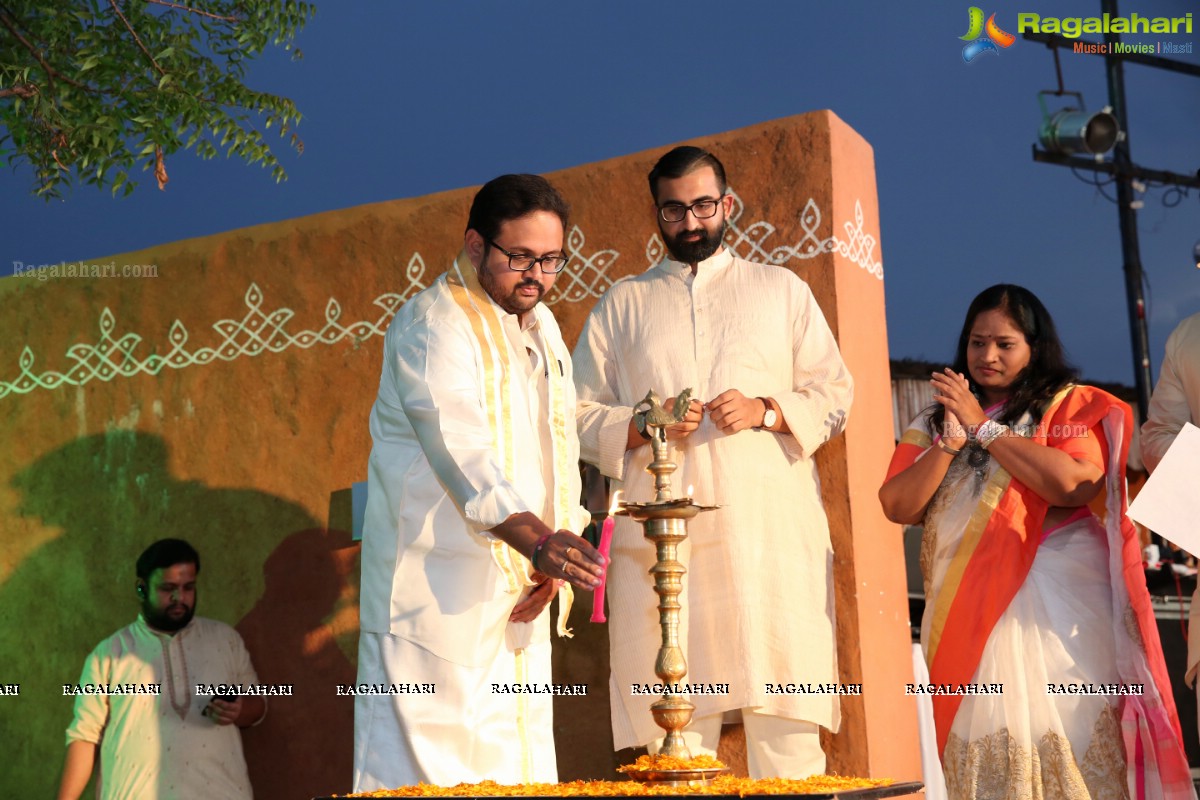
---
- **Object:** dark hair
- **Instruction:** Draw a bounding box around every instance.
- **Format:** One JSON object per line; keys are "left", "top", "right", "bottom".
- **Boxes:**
{"left": 928, "top": 284, "right": 1078, "bottom": 432}
{"left": 465, "top": 174, "right": 569, "bottom": 242}
{"left": 136, "top": 538, "right": 200, "bottom": 582}
{"left": 647, "top": 146, "right": 728, "bottom": 202}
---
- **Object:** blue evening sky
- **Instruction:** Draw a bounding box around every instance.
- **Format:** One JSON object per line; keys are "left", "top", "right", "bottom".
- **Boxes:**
{"left": 2, "top": 0, "right": 1198, "bottom": 385}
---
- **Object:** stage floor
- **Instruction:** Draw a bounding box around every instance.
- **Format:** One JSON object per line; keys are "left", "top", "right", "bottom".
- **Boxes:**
{"left": 315, "top": 781, "right": 925, "bottom": 800}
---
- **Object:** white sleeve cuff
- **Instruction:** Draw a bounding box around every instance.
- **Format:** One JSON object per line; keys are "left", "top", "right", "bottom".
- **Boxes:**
{"left": 596, "top": 411, "right": 634, "bottom": 481}
{"left": 464, "top": 485, "right": 532, "bottom": 537}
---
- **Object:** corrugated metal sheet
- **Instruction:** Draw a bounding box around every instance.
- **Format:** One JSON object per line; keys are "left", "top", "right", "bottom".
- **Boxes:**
{"left": 892, "top": 378, "right": 935, "bottom": 441}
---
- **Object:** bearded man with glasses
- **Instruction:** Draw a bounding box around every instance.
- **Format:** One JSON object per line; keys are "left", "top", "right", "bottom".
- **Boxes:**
{"left": 355, "top": 174, "right": 605, "bottom": 792}
{"left": 574, "top": 146, "right": 853, "bottom": 778}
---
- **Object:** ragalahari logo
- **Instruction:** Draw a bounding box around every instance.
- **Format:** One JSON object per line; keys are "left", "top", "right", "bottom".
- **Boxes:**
{"left": 960, "top": 7, "right": 1016, "bottom": 62}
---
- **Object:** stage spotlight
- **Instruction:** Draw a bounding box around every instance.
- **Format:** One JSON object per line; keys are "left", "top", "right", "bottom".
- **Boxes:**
{"left": 1039, "top": 107, "right": 1119, "bottom": 156}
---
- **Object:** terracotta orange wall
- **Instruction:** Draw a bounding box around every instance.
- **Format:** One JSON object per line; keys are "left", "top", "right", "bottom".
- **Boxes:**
{"left": 827, "top": 114, "right": 922, "bottom": 782}
{"left": 0, "top": 111, "right": 919, "bottom": 797}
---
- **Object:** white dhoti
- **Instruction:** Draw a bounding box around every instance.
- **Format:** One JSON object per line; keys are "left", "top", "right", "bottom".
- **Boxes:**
{"left": 352, "top": 626, "right": 556, "bottom": 792}
{"left": 649, "top": 711, "right": 825, "bottom": 779}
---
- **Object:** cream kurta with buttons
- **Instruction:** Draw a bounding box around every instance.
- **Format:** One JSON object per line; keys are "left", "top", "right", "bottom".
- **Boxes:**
{"left": 65, "top": 615, "right": 258, "bottom": 800}
{"left": 574, "top": 248, "right": 853, "bottom": 749}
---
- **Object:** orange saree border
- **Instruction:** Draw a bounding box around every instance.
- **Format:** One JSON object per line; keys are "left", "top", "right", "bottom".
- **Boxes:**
{"left": 915, "top": 386, "right": 1187, "bottom": 790}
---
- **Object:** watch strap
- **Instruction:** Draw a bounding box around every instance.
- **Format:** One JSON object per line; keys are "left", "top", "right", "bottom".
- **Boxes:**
{"left": 756, "top": 397, "right": 777, "bottom": 430}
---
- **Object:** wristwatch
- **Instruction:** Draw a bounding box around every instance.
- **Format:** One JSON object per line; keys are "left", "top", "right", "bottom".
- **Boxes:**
{"left": 758, "top": 398, "right": 777, "bottom": 430}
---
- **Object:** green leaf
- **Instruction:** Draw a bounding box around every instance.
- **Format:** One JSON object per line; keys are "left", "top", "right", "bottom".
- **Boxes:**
{"left": 3, "top": 1, "right": 311, "bottom": 197}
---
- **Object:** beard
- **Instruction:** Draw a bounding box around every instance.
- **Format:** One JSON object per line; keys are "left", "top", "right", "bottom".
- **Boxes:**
{"left": 478, "top": 267, "right": 545, "bottom": 316}
{"left": 143, "top": 599, "right": 195, "bottom": 632}
{"left": 661, "top": 221, "right": 725, "bottom": 265}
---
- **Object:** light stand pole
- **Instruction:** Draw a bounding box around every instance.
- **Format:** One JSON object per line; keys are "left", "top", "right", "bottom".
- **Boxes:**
{"left": 1024, "top": 0, "right": 1200, "bottom": 423}
{"left": 1102, "top": 0, "right": 1153, "bottom": 423}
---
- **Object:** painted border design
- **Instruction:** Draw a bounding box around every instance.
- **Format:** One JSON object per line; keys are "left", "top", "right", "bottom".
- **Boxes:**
{"left": 0, "top": 192, "right": 881, "bottom": 398}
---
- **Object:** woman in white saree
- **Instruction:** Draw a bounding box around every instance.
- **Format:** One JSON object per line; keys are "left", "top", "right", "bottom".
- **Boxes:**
{"left": 880, "top": 285, "right": 1193, "bottom": 800}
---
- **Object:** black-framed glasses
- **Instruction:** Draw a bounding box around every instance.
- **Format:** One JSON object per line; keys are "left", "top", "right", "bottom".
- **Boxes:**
{"left": 486, "top": 239, "right": 569, "bottom": 274}
{"left": 658, "top": 197, "right": 724, "bottom": 223}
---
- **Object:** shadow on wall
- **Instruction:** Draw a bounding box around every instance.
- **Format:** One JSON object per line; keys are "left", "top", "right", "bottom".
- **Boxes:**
{"left": 238, "top": 526, "right": 360, "bottom": 799}
{"left": 0, "top": 431, "right": 359, "bottom": 799}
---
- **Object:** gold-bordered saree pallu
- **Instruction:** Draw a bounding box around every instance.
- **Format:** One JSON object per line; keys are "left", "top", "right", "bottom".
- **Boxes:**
{"left": 885, "top": 386, "right": 1193, "bottom": 800}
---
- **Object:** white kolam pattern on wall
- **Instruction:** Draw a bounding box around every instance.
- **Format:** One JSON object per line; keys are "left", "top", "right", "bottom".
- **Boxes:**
{"left": 0, "top": 191, "right": 882, "bottom": 399}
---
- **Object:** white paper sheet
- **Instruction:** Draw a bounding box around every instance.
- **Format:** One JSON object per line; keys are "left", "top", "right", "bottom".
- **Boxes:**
{"left": 1127, "top": 422, "right": 1200, "bottom": 554}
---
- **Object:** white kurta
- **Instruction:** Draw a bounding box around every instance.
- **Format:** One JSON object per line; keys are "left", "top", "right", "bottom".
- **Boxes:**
{"left": 358, "top": 254, "right": 589, "bottom": 787}
{"left": 1142, "top": 312, "right": 1200, "bottom": 474}
{"left": 65, "top": 615, "right": 258, "bottom": 800}
{"left": 573, "top": 249, "right": 853, "bottom": 749}
{"left": 1141, "top": 312, "right": 1200, "bottom": 688}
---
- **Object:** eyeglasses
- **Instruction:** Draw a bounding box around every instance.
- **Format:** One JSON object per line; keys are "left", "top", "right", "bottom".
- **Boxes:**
{"left": 658, "top": 198, "right": 724, "bottom": 223}
{"left": 486, "top": 239, "right": 569, "bottom": 274}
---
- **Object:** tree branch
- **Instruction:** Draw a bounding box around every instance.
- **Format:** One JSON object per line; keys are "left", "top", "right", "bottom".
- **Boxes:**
{"left": 0, "top": 5, "right": 90, "bottom": 92}
{"left": 143, "top": 0, "right": 240, "bottom": 23}
{"left": 108, "top": 0, "right": 166, "bottom": 75}
{"left": 0, "top": 84, "right": 37, "bottom": 98}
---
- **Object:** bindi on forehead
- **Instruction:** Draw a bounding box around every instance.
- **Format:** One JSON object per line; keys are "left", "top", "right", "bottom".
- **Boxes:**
{"left": 971, "top": 311, "right": 1024, "bottom": 336}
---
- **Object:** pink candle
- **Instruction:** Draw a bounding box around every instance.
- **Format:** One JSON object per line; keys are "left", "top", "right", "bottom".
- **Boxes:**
{"left": 591, "top": 505, "right": 617, "bottom": 622}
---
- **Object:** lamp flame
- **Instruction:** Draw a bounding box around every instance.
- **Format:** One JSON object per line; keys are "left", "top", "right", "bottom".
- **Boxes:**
{"left": 609, "top": 490, "right": 623, "bottom": 515}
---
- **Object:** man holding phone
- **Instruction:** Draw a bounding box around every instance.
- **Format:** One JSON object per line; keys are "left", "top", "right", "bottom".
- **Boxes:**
{"left": 56, "top": 538, "right": 266, "bottom": 800}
